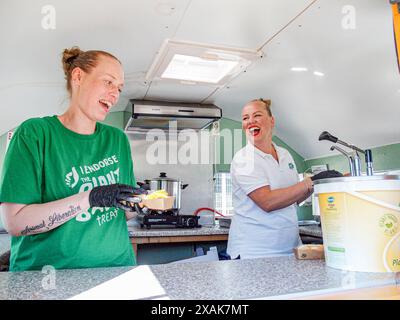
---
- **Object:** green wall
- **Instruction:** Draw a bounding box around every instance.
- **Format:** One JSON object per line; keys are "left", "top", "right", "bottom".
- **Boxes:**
{"left": 214, "top": 118, "right": 246, "bottom": 173}
{"left": 305, "top": 143, "right": 400, "bottom": 174}
{"left": 273, "top": 136, "right": 306, "bottom": 173}
{"left": 101, "top": 110, "right": 126, "bottom": 129}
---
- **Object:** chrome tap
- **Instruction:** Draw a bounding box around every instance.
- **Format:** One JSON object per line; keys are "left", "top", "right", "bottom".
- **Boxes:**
{"left": 353, "top": 151, "right": 362, "bottom": 176}
{"left": 330, "top": 146, "right": 356, "bottom": 176}
{"left": 320, "top": 131, "right": 374, "bottom": 177}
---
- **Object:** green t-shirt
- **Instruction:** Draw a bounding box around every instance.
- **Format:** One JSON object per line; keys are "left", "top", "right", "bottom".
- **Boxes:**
{"left": 0, "top": 116, "right": 136, "bottom": 271}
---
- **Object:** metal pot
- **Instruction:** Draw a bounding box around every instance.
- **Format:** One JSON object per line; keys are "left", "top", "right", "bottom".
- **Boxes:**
{"left": 140, "top": 172, "right": 188, "bottom": 210}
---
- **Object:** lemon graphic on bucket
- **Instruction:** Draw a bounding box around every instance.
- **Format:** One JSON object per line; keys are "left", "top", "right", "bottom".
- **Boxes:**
{"left": 379, "top": 214, "right": 398, "bottom": 236}
{"left": 383, "top": 232, "right": 400, "bottom": 272}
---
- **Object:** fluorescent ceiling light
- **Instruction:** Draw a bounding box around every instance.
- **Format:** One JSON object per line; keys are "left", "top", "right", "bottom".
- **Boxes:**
{"left": 291, "top": 67, "right": 308, "bottom": 72}
{"left": 162, "top": 54, "right": 239, "bottom": 83}
{"left": 313, "top": 71, "right": 325, "bottom": 77}
{"left": 146, "top": 39, "right": 262, "bottom": 86}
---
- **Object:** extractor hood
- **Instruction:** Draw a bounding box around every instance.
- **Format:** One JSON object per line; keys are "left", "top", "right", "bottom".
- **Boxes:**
{"left": 125, "top": 100, "right": 222, "bottom": 133}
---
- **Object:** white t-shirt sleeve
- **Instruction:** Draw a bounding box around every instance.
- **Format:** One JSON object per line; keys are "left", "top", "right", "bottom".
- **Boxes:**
{"left": 231, "top": 155, "right": 269, "bottom": 195}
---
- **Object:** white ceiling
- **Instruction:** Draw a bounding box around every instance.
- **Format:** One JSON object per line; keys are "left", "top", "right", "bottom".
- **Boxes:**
{"left": 1, "top": 0, "right": 399, "bottom": 159}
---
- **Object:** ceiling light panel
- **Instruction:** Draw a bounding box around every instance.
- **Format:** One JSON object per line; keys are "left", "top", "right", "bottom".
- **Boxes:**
{"left": 146, "top": 39, "right": 263, "bottom": 87}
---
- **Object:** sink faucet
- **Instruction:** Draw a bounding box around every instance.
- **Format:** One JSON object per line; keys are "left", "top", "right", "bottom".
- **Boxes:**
{"left": 353, "top": 151, "right": 362, "bottom": 176}
{"left": 330, "top": 145, "right": 357, "bottom": 176}
{"left": 320, "top": 131, "right": 374, "bottom": 176}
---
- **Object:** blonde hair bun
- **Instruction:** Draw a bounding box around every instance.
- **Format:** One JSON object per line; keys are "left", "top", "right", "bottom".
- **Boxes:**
{"left": 62, "top": 46, "right": 84, "bottom": 76}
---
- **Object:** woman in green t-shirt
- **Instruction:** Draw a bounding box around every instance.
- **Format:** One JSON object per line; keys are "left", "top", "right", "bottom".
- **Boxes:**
{"left": 0, "top": 47, "right": 146, "bottom": 271}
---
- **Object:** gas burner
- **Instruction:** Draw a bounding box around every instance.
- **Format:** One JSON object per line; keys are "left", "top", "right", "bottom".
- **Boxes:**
{"left": 141, "top": 207, "right": 178, "bottom": 216}
{"left": 137, "top": 212, "right": 200, "bottom": 229}
{"left": 133, "top": 203, "right": 201, "bottom": 229}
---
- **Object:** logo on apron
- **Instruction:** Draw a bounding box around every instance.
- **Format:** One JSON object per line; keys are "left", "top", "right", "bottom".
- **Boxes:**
{"left": 288, "top": 163, "right": 294, "bottom": 169}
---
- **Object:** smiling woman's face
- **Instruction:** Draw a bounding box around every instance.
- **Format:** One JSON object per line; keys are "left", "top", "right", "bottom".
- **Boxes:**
{"left": 242, "top": 101, "right": 275, "bottom": 144}
{"left": 72, "top": 55, "right": 124, "bottom": 122}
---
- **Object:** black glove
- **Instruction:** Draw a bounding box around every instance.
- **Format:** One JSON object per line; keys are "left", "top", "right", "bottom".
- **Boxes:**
{"left": 311, "top": 170, "right": 343, "bottom": 181}
{"left": 137, "top": 182, "right": 151, "bottom": 191}
{"left": 89, "top": 184, "right": 148, "bottom": 211}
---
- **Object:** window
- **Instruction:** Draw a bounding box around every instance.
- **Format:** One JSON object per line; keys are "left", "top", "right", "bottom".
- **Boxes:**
{"left": 213, "top": 172, "right": 234, "bottom": 216}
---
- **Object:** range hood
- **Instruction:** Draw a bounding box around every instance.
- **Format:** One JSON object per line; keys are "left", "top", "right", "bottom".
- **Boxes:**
{"left": 125, "top": 100, "right": 222, "bottom": 133}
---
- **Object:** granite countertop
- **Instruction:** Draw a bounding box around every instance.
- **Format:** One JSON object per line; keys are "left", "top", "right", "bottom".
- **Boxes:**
{"left": 128, "top": 220, "right": 322, "bottom": 239}
{"left": 0, "top": 223, "right": 396, "bottom": 300}
{"left": 128, "top": 222, "right": 229, "bottom": 238}
{"left": 0, "top": 224, "right": 321, "bottom": 253}
{"left": 0, "top": 255, "right": 397, "bottom": 300}
{"left": 0, "top": 223, "right": 229, "bottom": 256}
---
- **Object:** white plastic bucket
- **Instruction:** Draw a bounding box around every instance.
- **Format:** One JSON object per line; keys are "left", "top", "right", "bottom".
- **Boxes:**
{"left": 314, "top": 175, "right": 400, "bottom": 273}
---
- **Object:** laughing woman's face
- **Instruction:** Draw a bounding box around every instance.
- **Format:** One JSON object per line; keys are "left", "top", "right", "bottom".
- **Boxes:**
{"left": 73, "top": 55, "right": 124, "bottom": 122}
{"left": 241, "top": 101, "right": 275, "bottom": 145}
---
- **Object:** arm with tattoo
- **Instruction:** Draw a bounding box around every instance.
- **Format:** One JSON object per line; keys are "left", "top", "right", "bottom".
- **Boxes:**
{"left": 1, "top": 184, "right": 146, "bottom": 236}
{"left": 2, "top": 191, "right": 91, "bottom": 236}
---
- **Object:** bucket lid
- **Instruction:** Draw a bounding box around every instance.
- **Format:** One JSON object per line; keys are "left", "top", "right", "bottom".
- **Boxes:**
{"left": 313, "top": 174, "right": 400, "bottom": 185}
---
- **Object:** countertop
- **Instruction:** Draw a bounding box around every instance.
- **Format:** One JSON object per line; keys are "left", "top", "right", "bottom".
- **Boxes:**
{"left": 0, "top": 255, "right": 397, "bottom": 300}
{"left": 1, "top": 224, "right": 397, "bottom": 300}
{"left": 128, "top": 221, "right": 323, "bottom": 239}
{"left": 128, "top": 223, "right": 229, "bottom": 238}
{"left": 0, "top": 224, "right": 322, "bottom": 256}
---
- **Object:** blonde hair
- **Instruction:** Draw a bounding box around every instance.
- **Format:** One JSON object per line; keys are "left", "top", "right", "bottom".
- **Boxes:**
{"left": 61, "top": 46, "right": 121, "bottom": 95}
{"left": 250, "top": 98, "right": 272, "bottom": 116}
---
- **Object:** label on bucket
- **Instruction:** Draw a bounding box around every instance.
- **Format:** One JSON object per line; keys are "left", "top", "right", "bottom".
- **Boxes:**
{"left": 318, "top": 189, "right": 400, "bottom": 273}
{"left": 318, "top": 193, "right": 348, "bottom": 269}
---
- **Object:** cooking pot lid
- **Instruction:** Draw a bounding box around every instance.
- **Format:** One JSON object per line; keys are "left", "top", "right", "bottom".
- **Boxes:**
{"left": 150, "top": 172, "right": 179, "bottom": 182}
